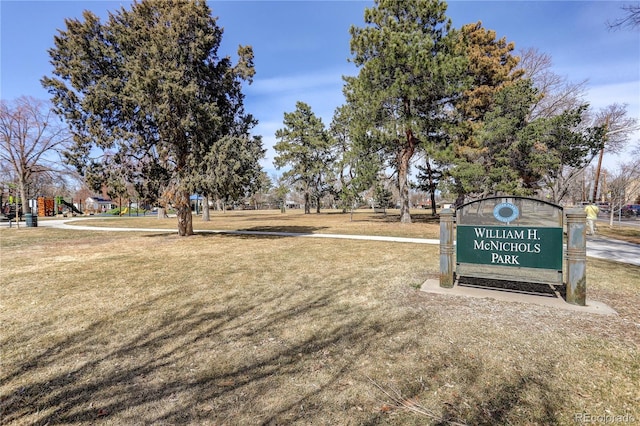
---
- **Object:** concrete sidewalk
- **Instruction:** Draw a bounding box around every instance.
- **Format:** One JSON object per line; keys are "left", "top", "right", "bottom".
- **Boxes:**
{"left": 8, "top": 217, "right": 640, "bottom": 266}
{"left": 29, "top": 217, "right": 441, "bottom": 244}
{"left": 585, "top": 235, "right": 640, "bottom": 266}
{"left": 7, "top": 216, "right": 636, "bottom": 314}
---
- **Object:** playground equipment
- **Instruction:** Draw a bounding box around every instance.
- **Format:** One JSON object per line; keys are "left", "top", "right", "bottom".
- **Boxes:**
{"left": 37, "top": 197, "right": 55, "bottom": 216}
{"left": 55, "top": 196, "right": 83, "bottom": 215}
{"left": 36, "top": 197, "right": 84, "bottom": 217}
{"left": 59, "top": 199, "right": 83, "bottom": 215}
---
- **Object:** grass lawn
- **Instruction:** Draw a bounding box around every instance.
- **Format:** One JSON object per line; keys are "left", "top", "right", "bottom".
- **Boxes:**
{"left": 62, "top": 209, "right": 442, "bottom": 239}
{"left": 1, "top": 210, "right": 639, "bottom": 425}
{"left": 596, "top": 221, "right": 640, "bottom": 244}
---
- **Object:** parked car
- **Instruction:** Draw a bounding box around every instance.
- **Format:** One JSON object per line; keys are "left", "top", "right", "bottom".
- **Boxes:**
{"left": 621, "top": 204, "right": 640, "bottom": 217}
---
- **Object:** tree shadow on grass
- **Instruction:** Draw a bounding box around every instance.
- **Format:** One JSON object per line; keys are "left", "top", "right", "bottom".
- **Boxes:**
{"left": 194, "top": 225, "right": 329, "bottom": 239}
{"left": 1, "top": 280, "right": 565, "bottom": 425}
{"left": 0, "top": 282, "right": 395, "bottom": 424}
{"left": 365, "top": 212, "right": 441, "bottom": 224}
{"left": 458, "top": 373, "right": 559, "bottom": 426}
{"left": 410, "top": 213, "right": 441, "bottom": 224}
{"left": 237, "top": 225, "right": 329, "bottom": 235}
{"left": 363, "top": 344, "right": 562, "bottom": 426}
{"left": 138, "top": 225, "right": 329, "bottom": 240}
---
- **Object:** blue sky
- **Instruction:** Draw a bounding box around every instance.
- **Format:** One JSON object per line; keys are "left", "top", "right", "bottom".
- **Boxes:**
{"left": 1, "top": 0, "right": 638, "bottom": 175}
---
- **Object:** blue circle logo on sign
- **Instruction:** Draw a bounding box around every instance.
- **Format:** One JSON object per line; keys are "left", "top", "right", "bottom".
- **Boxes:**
{"left": 493, "top": 202, "right": 519, "bottom": 223}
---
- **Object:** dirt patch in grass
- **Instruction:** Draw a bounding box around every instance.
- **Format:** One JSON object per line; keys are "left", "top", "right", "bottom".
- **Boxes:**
{"left": 1, "top": 225, "right": 639, "bottom": 425}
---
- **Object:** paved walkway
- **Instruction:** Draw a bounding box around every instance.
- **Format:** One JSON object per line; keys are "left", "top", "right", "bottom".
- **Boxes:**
{"left": 4, "top": 217, "right": 640, "bottom": 266}
{"left": 584, "top": 235, "right": 640, "bottom": 266}
{"left": 5, "top": 217, "right": 636, "bottom": 313}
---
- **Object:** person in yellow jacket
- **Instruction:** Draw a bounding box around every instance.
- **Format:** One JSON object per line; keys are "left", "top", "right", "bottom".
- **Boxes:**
{"left": 585, "top": 202, "right": 600, "bottom": 236}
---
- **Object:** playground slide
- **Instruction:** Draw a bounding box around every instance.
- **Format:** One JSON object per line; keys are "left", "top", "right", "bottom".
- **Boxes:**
{"left": 60, "top": 199, "right": 83, "bottom": 215}
{"left": 119, "top": 207, "right": 129, "bottom": 216}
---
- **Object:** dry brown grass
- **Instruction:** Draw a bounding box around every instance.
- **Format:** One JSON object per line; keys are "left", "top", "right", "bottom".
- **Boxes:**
{"left": 596, "top": 221, "right": 640, "bottom": 244}
{"left": 1, "top": 214, "right": 639, "bottom": 425}
{"left": 63, "top": 209, "right": 441, "bottom": 239}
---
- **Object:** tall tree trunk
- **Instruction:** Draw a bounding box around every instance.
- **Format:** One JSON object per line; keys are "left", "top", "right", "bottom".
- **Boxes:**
{"left": 202, "top": 194, "right": 210, "bottom": 221}
{"left": 398, "top": 159, "right": 411, "bottom": 223}
{"left": 430, "top": 190, "right": 437, "bottom": 216}
{"left": 424, "top": 158, "right": 438, "bottom": 216}
{"left": 398, "top": 130, "right": 416, "bottom": 224}
{"left": 304, "top": 192, "right": 310, "bottom": 214}
{"left": 316, "top": 195, "right": 321, "bottom": 213}
{"left": 175, "top": 189, "right": 193, "bottom": 236}
{"left": 609, "top": 206, "right": 615, "bottom": 227}
{"left": 157, "top": 207, "right": 165, "bottom": 219}
{"left": 18, "top": 179, "right": 30, "bottom": 214}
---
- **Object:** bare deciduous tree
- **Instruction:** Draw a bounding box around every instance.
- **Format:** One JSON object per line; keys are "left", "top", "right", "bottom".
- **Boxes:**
{"left": 516, "top": 48, "right": 599, "bottom": 204}
{"left": 606, "top": 159, "right": 640, "bottom": 226}
{"left": 591, "top": 103, "right": 639, "bottom": 202}
{"left": 518, "top": 49, "right": 638, "bottom": 204}
{"left": 0, "top": 97, "right": 71, "bottom": 213}
{"left": 518, "top": 47, "right": 588, "bottom": 121}
{"left": 607, "top": 3, "right": 640, "bottom": 30}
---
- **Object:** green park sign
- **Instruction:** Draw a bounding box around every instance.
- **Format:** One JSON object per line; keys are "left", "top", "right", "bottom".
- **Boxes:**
{"left": 456, "top": 197, "right": 564, "bottom": 285}
{"left": 457, "top": 225, "right": 563, "bottom": 269}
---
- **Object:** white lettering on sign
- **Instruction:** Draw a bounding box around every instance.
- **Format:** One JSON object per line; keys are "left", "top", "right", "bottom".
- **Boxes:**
{"left": 473, "top": 240, "right": 541, "bottom": 253}
{"left": 491, "top": 253, "right": 520, "bottom": 265}
{"left": 472, "top": 227, "right": 542, "bottom": 265}
{"left": 473, "top": 227, "right": 540, "bottom": 240}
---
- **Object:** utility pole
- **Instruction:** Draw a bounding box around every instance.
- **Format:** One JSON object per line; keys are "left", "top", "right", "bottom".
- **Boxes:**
{"left": 591, "top": 116, "right": 639, "bottom": 203}
{"left": 592, "top": 148, "right": 604, "bottom": 202}
{"left": 591, "top": 117, "right": 608, "bottom": 203}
